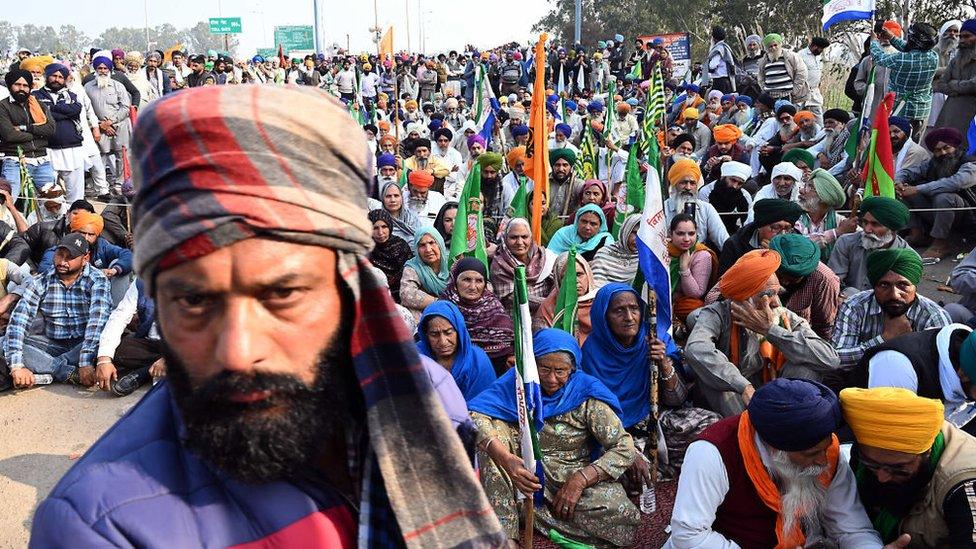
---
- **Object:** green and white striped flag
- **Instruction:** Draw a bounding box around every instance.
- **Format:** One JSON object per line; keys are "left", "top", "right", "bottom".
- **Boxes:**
{"left": 639, "top": 66, "right": 666, "bottom": 159}
{"left": 577, "top": 124, "right": 597, "bottom": 180}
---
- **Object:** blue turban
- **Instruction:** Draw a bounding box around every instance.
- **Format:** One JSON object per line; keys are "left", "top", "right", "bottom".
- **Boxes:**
{"left": 889, "top": 116, "right": 912, "bottom": 137}
{"left": 962, "top": 19, "right": 976, "bottom": 35}
{"left": 587, "top": 100, "right": 605, "bottom": 113}
{"left": 565, "top": 100, "right": 578, "bottom": 111}
{"left": 721, "top": 93, "right": 736, "bottom": 103}
{"left": 614, "top": 33, "right": 624, "bottom": 42}
{"left": 652, "top": 38, "right": 665, "bottom": 46}
{"left": 736, "top": 95, "right": 753, "bottom": 107}
{"left": 747, "top": 378, "right": 841, "bottom": 451}
{"left": 252, "top": 55, "right": 265, "bottom": 64}
{"left": 684, "top": 84, "right": 701, "bottom": 95}
{"left": 92, "top": 56, "right": 112, "bottom": 69}
{"left": 626, "top": 97, "right": 639, "bottom": 107}
{"left": 511, "top": 124, "right": 529, "bottom": 137}
{"left": 547, "top": 94, "right": 559, "bottom": 104}
{"left": 44, "top": 63, "right": 69, "bottom": 79}
{"left": 428, "top": 119, "right": 443, "bottom": 131}
{"left": 555, "top": 123, "right": 572, "bottom": 137}
{"left": 376, "top": 152, "right": 397, "bottom": 169}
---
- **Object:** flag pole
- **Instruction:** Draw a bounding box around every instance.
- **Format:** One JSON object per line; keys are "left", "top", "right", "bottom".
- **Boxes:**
{"left": 646, "top": 288, "right": 660, "bottom": 499}
{"left": 522, "top": 500, "right": 535, "bottom": 547}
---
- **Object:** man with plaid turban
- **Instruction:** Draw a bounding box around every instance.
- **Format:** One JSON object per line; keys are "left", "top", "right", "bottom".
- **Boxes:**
{"left": 833, "top": 248, "right": 950, "bottom": 370}
{"left": 686, "top": 249, "right": 840, "bottom": 416}
{"left": 896, "top": 126, "right": 976, "bottom": 259}
{"left": 30, "top": 86, "right": 504, "bottom": 547}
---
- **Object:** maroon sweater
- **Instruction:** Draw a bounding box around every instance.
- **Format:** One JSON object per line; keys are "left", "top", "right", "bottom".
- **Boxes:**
{"left": 698, "top": 416, "right": 779, "bottom": 549}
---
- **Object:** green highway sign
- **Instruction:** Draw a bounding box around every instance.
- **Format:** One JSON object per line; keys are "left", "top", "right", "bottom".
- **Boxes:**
{"left": 274, "top": 25, "right": 314, "bottom": 53}
{"left": 209, "top": 17, "right": 243, "bottom": 34}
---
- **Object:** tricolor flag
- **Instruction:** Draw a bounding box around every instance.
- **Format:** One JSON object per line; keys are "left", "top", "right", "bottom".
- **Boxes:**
{"left": 822, "top": 0, "right": 874, "bottom": 30}
{"left": 862, "top": 92, "right": 896, "bottom": 198}
{"left": 513, "top": 266, "right": 545, "bottom": 506}
{"left": 473, "top": 64, "right": 499, "bottom": 149}
{"left": 636, "top": 161, "right": 672, "bottom": 341}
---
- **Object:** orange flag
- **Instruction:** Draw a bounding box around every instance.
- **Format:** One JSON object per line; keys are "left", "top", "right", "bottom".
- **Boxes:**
{"left": 525, "top": 33, "right": 549, "bottom": 244}
{"left": 379, "top": 27, "right": 394, "bottom": 62}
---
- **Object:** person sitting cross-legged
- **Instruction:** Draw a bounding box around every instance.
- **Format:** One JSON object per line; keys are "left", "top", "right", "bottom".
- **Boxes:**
{"left": 833, "top": 248, "right": 950, "bottom": 371}
{"left": 469, "top": 328, "right": 640, "bottom": 547}
{"left": 93, "top": 279, "right": 164, "bottom": 397}
{"left": 3, "top": 233, "right": 111, "bottom": 389}
{"left": 685, "top": 249, "right": 840, "bottom": 416}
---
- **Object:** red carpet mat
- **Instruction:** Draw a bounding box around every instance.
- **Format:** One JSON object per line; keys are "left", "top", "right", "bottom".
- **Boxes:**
{"left": 532, "top": 480, "right": 677, "bottom": 548}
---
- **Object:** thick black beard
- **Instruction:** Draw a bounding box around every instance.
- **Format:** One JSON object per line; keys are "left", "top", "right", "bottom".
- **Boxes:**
{"left": 858, "top": 458, "right": 932, "bottom": 517}
{"left": 165, "top": 310, "right": 361, "bottom": 485}
{"left": 930, "top": 150, "right": 965, "bottom": 180}
{"left": 880, "top": 299, "right": 912, "bottom": 318}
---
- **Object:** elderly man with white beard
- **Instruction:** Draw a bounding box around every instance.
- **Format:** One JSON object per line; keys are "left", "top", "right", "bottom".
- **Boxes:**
{"left": 811, "top": 108, "right": 853, "bottom": 177}
{"left": 83, "top": 55, "right": 132, "bottom": 196}
{"left": 668, "top": 378, "right": 909, "bottom": 549}
{"left": 828, "top": 196, "right": 916, "bottom": 297}
{"left": 664, "top": 158, "right": 729, "bottom": 251}
{"left": 747, "top": 161, "right": 803, "bottom": 223}
{"left": 667, "top": 378, "right": 906, "bottom": 549}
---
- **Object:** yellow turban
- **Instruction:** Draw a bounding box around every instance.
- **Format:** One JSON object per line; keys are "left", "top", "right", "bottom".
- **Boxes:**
{"left": 712, "top": 124, "right": 743, "bottom": 144}
{"left": 719, "top": 249, "right": 781, "bottom": 301}
{"left": 840, "top": 387, "right": 944, "bottom": 454}
{"left": 404, "top": 99, "right": 418, "bottom": 110}
{"left": 69, "top": 211, "right": 105, "bottom": 236}
{"left": 667, "top": 158, "right": 702, "bottom": 186}
{"left": 682, "top": 107, "right": 699, "bottom": 120}
{"left": 20, "top": 55, "right": 55, "bottom": 73}
{"left": 506, "top": 146, "right": 526, "bottom": 170}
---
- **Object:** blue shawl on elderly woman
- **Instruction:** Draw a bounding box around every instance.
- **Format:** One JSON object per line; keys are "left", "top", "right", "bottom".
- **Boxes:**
{"left": 581, "top": 283, "right": 681, "bottom": 428}
{"left": 468, "top": 328, "right": 621, "bottom": 421}
{"left": 417, "top": 301, "right": 497, "bottom": 401}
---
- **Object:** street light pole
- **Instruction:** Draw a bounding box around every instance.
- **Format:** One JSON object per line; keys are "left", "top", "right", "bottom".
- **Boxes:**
{"left": 313, "top": 0, "right": 324, "bottom": 54}
{"left": 405, "top": 0, "right": 411, "bottom": 51}
{"left": 144, "top": 0, "right": 150, "bottom": 53}
{"left": 574, "top": 0, "right": 581, "bottom": 44}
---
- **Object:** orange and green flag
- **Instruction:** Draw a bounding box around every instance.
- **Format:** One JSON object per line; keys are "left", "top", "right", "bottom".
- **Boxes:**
{"left": 862, "top": 92, "right": 896, "bottom": 198}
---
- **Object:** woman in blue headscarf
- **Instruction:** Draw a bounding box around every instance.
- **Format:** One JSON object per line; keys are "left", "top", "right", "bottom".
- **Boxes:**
{"left": 546, "top": 203, "right": 615, "bottom": 262}
{"left": 581, "top": 283, "right": 719, "bottom": 480}
{"left": 417, "top": 301, "right": 496, "bottom": 401}
{"left": 469, "top": 329, "right": 639, "bottom": 547}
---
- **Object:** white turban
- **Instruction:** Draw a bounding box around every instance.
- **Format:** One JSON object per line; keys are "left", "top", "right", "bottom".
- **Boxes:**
{"left": 771, "top": 161, "right": 804, "bottom": 182}
{"left": 940, "top": 20, "right": 962, "bottom": 37}
{"left": 721, "top": 160, "right": 752, "bottom": 181}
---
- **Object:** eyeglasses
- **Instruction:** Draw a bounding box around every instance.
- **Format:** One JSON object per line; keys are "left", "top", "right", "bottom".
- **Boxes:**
{"left": 855, "top": 451, "right": 922, "bottom": 480}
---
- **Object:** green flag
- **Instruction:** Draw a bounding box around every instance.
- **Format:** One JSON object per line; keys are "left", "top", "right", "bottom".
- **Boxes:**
{"left": 448, "top": 163, "right": 489, "bottom": 269}
{"left": 639, "top": 66, "right": 666, "bottom": 159}
{"left": 628, "top": 59, "right": 642, "bottom": 81}
{"left": 548, "top": 529, "right": 595, "bottom": 549}
{"left": 577, "top": 123, "right": 597, "bottom": 179}
{"left": 508, "top": 175, "right": 528, "bottom": 219}
{"left": 553, "top": 247, "right": 579, "bottom": 334}
{"left": 397, "top": 167, "right": 409, "bottom": 188}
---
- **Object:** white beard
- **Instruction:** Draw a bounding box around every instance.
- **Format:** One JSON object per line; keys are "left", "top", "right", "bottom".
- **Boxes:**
{"left": 801, "top": 196, "right": 821, "bottom": 212}
{"left": 96, "top": 74, "right": 111, "bottom": 89}
{"left": 671, "top": 188, "right": 697, "bottom": 213}
{"left": 768, "top": 446, "right": 828, "bottom": 537}
{"left": 861, "top": 231, "right": 894, "bottom": 250}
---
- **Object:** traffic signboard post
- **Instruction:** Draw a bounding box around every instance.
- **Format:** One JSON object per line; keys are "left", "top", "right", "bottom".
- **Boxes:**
{"left": 209, "top": 17, "right": 243, "bottom": 34}
{"left": 274, "top": 25, "right": 314, "bottom": 55}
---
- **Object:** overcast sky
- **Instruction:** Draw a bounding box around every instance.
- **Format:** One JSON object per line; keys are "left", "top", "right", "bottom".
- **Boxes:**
{"left": 5, "top": 0, "right": 553, "bottom": 55}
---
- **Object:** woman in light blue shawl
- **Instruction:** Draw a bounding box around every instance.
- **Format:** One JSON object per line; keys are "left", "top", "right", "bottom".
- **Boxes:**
{"left": 400, "top": 226, "right": 450, "bottom": 319}
{"left": 546, "top": 203, "right": 615, "bottom": 262}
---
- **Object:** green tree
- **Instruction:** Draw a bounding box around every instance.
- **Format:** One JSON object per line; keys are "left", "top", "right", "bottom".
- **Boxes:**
{"left": 97, "top": 26, "right": 147, "bottom": 53}
{"left": 55, "top": 25, "right": 90, "bottom": 54}
{"left": 0, "top": 21, "right": 18, "bottom": 52}
{"left": 185, "top": 21, "right": 239, "bottom": 55}
{"left": 17, "top": 24, "right": 59, "bottom": 53}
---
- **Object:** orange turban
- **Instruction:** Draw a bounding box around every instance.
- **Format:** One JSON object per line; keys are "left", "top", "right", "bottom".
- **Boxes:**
{"left": 378, "top": 120, "right": 391, "bottom": 131}
{"left": 407, "top": 170, "right": 434, "bottom": 189}
{"left": 712, "top": 124, "right": 743, "bottom": 144}
{"left": 667, "top": 158, "right": 702, "bottom": 186}
{"left": 70, "top": 211, "right": 105, "bottom": 236}
{"left": 379, "top": 134, "right": 397, "bottom": 148}
{"left": 506, "top": 146, "right": 527, "bottom": 169}
{"left": 719, "top": 249, "right": 781, "bottom": 301}
{"left": 794, "top": 110, "right": 816, "bottom": 124}
{"left": 882, "top": 20, "right": 903, "bottom": 38}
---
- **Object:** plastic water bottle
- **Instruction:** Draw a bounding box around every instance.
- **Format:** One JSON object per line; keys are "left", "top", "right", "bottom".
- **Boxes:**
{"left": 639, "top": 482, "right": 657, "bottom": 514}
{"left": 33, "top": 374, "right": 53, "bottom": 385}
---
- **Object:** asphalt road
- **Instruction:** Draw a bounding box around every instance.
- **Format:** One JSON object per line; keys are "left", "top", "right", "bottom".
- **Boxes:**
{"left": 0, "top": 247, "right": 967, "bottom": 547}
